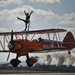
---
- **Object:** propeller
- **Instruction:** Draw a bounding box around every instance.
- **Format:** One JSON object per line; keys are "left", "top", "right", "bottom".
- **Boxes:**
{"left": 11, "top": 30, "right": 13, "bottom": 43}
{"left": 7, "top": 52, "right": 10, "bottom": 61}
{"left": 7, "top": 30, "right": 14, "bottom": 61}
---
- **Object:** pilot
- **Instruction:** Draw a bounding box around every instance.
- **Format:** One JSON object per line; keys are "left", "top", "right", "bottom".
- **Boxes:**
{"left": 17, "top": 10, "right": 33, "bottom": 31}
{"left": 38, "top": 37, "right": 43, "bottom": 42}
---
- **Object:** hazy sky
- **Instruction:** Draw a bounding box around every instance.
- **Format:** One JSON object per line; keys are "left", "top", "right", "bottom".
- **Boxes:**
{"left": 0, "top": 0, "right": 75, "bottom": 62}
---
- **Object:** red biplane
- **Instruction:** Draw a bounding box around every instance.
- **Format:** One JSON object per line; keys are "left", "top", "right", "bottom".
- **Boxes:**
{"left": 0, "top": 28, "right": 75, "bottom": 67}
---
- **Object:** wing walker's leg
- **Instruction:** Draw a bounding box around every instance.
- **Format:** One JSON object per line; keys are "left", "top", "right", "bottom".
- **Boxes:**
{"left": 25, "top": 23, "right": 27, "bottom": 31}
{"left": 28, "top": 22, "right": 30, "bottom": 31}
{"left": 24, "top": 21, "right": 30, "bottom": 31}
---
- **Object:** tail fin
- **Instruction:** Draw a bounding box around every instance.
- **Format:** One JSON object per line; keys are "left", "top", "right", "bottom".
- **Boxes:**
{"left": 63, "top": 31, "right": 75, "bottom": 50}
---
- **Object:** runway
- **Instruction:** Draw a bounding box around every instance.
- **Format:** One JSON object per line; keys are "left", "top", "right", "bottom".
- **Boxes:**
{"left": 0, "top": 73, "right": 75, "bottom": 75}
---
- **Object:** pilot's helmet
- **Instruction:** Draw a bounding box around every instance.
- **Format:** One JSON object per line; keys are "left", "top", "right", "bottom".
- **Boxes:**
{"left": 38, "top": 37, "right": 42, "bottom": 41}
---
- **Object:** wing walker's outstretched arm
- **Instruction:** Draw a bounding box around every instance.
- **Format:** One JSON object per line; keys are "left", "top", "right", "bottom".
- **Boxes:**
{"left": 24, "top": 10, "right": 33, "bottom": 16}
{"left": 30, "top": 11, "right": 33, "bottom": 16}
{"left": 24, "top": 10, "right": 27, "bottom": 16}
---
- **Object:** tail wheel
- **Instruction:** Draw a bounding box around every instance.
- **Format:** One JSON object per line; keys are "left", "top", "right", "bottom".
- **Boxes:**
{"left": 26, "top": 58, "right": 37, "bottom": 67}
{"left": 10, "top": 59, "right": 21, "bottom": 67}
{"left": 68, "top": 50, "right": 71, "bottom": 55}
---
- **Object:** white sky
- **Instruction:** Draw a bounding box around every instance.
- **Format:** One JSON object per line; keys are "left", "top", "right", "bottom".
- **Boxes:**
{"left": 0, "top": 0, "right": 75, "bottom": 62}
{"left": 0, "top": 0, "right": 75, "bottom": 33}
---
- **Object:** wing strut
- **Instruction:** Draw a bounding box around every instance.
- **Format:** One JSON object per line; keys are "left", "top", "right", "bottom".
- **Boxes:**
{"left": 0, "top": 40, "right": 5, "bottom": 50}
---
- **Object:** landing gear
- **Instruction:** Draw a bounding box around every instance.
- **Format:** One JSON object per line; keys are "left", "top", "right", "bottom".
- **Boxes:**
{"left": 10, "top": 59, "right": 21, "bottom": 67}
{"left": 26, "top": 58, "right": 34, "bottom": 67}
{"left": 10, "top": 54, "right": 21, "bottom": 67}
{"left": 26, "top": 53, "right": 37, "bottom": 67}
{"left": 10, "top": 53, "right": 37, "bottom": 67}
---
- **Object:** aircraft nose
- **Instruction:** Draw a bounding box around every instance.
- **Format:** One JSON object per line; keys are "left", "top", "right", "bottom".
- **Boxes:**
{"left": 8, "top": 42, "right": 14, "bottom": 51}
{"left": 8, "top": 43, "right": 13, "bottom": 49}
{"left": 8, "top": 30, "right": 15, "bottom": 52}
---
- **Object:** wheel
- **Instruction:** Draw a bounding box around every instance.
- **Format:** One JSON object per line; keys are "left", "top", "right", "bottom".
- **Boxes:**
{"left": 68, "top": 50, "right": 71, "bottom": 55}
{"left": 10, "top": 59, "right": 21, "bottom": 67}
{"left": 26, "top": 58, "right": 37, "bottom": 67}
{"left": 26, "top": 58, "right": 34, "bottom": 67}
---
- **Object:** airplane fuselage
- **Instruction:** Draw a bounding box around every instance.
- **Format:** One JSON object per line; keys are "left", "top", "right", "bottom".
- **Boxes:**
{"left": 9, "top": 39, "right": 62, "bottom": 56}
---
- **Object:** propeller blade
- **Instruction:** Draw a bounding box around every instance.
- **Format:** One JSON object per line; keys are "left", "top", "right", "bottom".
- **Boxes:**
{"left": 7, "top": 30, "right": 13, "bottom": 61}
{"left": 7, "top": 52, "right": 10, "bottom": 61}
{"left": 11, "top": 30, "right": 13, "bottom": 42}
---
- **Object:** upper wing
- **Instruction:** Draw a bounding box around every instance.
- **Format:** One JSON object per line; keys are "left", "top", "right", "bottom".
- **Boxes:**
{"left": 0, "top": 28, "right": 67, "bottom": 36}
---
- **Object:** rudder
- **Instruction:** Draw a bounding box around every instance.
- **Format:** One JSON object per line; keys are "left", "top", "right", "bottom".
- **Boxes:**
{"left": 63, "top": 31, "right": 75, "bottom": 50}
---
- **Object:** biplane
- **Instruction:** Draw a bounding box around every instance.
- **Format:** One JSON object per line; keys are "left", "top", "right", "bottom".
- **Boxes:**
{"left": 0, "top": 28, "right": 75, "bottom": 67}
